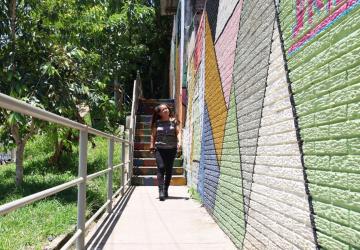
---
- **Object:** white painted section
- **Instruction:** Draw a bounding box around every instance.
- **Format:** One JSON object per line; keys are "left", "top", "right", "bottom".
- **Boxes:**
{"left": 243, "top": 20, "right": 316, "bottom": 249}
{"left": 215, "top": 0, "right": 239, "bottom": 40}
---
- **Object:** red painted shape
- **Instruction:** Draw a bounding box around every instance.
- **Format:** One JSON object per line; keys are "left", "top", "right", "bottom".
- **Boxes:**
{"left": 289, "top": 0, "right": 358, "bottom": 54}
{"left": 293, "top": 0, "right": 326, "bottom": 37}
{"left": 215, "top": 1, "right": 243, "bottom": 107}
{"left": 194, "top": 14, "right": 205, "bottom": 72}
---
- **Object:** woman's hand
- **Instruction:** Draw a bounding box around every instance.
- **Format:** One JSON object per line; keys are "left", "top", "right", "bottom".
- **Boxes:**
{"left": 177, "top": 143, "right": 182, "bottom": 151}
{"left": 149, "top": 146, "right": 155, "bottom": 154}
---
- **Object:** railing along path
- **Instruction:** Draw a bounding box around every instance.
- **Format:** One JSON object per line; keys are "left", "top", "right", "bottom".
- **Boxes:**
{"left": 0, "top": 74, "right": 143, "bottom": 249}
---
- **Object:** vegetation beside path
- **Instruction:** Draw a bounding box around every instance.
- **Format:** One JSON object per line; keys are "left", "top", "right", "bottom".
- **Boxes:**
{"left": 0, "top": 135, "right": 122, "bottom": 249}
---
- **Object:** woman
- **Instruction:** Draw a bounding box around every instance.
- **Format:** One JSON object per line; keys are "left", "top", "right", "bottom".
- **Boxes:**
{"left": 149, "top": 103, "right": 181, "bottom": 201}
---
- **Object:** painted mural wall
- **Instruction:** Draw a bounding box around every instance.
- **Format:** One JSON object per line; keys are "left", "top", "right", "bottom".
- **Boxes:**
{"left": 173, "top": 0, "right": 360, "bottom": 249}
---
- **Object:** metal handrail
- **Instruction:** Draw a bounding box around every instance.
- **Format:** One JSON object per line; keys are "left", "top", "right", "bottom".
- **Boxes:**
{"left": 87, "top": 168, "right": 112, "bottom": 181}
{"left": 0, "top": 93, "right": 127, "bottom": 143}
{"left": 85, "top": 200, "right": 111, "bottom": 229}
{"left": 0, "top": 177, "right": 83, "bottom": 215}
{"left": 0, "top": 72, "right": 141, "bottom": 249}
{"left": 60, "top": 230, "right": 82, "bottom": 250}
{"left": 128, "top": 71, "right": 143, "bottom": 182}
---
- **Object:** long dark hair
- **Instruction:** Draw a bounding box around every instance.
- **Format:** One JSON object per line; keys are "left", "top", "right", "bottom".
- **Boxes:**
{"left": 151, "top": 104, "right": 174, "bottom": 129}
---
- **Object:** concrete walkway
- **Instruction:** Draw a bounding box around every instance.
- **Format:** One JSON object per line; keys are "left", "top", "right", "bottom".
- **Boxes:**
{"left": 86, "top": 186, "right": 237, "bottom": 250}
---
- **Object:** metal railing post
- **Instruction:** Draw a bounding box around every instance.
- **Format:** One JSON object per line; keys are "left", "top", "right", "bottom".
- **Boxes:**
{"left": 107, "top": 138, "right": 114, "bottom": 213}
{"left": 76, "top": 129, "right": 88, "bottom": 250}
{"left": 121, "top": 132, "right": 126, "bottom": 195}
{"left": 128, "top": 128, "right": 134, "bottom": 184}
{"left": 126, "top": 130, "right": 129, "bottom": 184}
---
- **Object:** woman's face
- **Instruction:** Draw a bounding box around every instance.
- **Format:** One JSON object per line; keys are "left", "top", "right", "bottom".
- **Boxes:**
{"left": 159, "top": 104, "right": 170, "bottom": 118}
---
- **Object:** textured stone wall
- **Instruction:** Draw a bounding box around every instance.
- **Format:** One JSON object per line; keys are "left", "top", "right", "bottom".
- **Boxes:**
{"left": 233, "top": 0, "right": 276, "bottom": 221}
{"left": 215, "top": 0, "right": 242, "bottom": 107}
{"left": 177, "top": 0, "right": 360, "bottom": 249}
{"left": 215, "top": 0, "right": 239, "bottom": 40}
{"left": 242, "top": 18, "right": 315, "bottom": 249}
{"left": 280, "top": 0, "right": 360, "bottom": 248}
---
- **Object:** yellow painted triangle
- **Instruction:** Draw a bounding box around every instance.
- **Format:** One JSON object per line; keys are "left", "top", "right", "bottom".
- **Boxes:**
{"left": 204, "top": 14, "right": 228, "bottom": 164}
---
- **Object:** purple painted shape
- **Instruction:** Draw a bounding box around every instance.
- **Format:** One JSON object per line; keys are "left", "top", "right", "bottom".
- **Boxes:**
{"left": 289, "top": 0, "right": 359, "bottom": 55}
{"left": 200, "top": 104, "right": 220, "bottom": 213}
{"left": 215, "top": 1, "right": 243, "bottom": 108}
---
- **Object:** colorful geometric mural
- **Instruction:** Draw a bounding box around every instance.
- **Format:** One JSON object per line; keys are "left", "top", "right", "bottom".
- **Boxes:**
{"left": 215, "top": 0, "right": 242, "bottom": 107}
{"left": 233, "top": 0, "right": 276, "bottom": 221}
{"left": 204, "top": 14, "right": 227, "bottom": 163}
{"left": 215, "top": 0, "right": 240, "bottom": 40}
{"left": 243, "top": 18, "right": 316, "bottom": 249}
{"left": 289, "top": 0, "right": 360, "bottom": 55}
{"left": 213, "top": 86, "right": 245, "bottom": 247}
{"left": 202, "top": 104, "right": 221, "bottom": 212}
{"left": 281, "top": 0, "right": 360, "bottom": 248}
{"left": 171, "top": 0, "right": 360, "bottom": 249}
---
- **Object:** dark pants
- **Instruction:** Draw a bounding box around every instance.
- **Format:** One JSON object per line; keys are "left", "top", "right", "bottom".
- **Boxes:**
{"left": 155, "top": 148, "right": 177, "bottom": 187}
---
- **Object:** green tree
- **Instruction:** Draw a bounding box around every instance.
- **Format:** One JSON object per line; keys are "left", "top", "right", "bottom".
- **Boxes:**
{"left": 0, "top": 0, "right": 172, "bottom": 185}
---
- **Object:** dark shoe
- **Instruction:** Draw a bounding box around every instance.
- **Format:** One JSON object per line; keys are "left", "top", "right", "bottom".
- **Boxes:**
{"left": 159, "top": 186, "right": 165, "bottom": 201}
{"left": 164, "top": 186, "right": 169, "bottom": 198}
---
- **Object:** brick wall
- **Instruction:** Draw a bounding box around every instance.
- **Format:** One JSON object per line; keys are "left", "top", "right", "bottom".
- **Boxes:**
{"left": 280, "top": 0, "right": 360, "bottom": 248}
{"left": 242, "top": 18, "right": 316, "bottom": 249}
{"left": 214, "top": 0, "right": 239, "bottom": 40}
{"left": 176, "top": 0, "right": 360, "bottom": 248}
{"left": 215, "top": 1, "right": 242, "bottom": 107}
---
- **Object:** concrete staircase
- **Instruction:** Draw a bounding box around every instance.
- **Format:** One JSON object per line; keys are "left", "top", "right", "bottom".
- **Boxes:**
{"left": 131, "top": 99, "right": 186, "bottom": 186}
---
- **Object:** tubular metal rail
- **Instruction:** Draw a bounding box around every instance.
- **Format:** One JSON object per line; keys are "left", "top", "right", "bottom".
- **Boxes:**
{"left": 0, "top": 75, "right": 143, "bottom": 249}
{"left": 128, "top": 71, "right": 143, "bottom": 179}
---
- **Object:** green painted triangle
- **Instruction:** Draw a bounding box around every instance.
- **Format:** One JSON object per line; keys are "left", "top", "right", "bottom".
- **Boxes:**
{"left": 213, "top": 86, "right": 245, "bottom": 248}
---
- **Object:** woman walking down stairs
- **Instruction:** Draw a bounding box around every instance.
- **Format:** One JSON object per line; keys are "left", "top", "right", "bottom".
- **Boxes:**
{"left": 131, "top": 99, "right": 186, "bottom": 194}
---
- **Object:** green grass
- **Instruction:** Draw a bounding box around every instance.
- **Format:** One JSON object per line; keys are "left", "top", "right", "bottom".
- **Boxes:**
{"left": 0, "top": 134, "right": 122, "bottom": 249}
{"left": 188, "top": 186, "right": 202, "bottom": 203}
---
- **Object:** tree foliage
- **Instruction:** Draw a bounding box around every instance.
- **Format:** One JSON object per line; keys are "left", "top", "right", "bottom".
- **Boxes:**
{"left": 0, "top": 0, "right": 172, "bottom": 185}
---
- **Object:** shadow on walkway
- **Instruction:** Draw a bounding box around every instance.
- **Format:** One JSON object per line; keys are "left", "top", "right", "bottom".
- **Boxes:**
{"left": 85, "top": 186, "right": 237, "bottom": 250}
{"left": 86, "top": 186, "right": 136, "bottom": 249}
{"left": 165, "top": 196, "right": 189, "bottom": 200}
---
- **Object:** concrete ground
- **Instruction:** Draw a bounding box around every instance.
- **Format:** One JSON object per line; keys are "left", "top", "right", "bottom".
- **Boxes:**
{"left": 86, "top": 186, "right": 237, "bottom": 250}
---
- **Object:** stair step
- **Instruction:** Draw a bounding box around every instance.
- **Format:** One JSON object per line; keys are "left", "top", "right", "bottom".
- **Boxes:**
{"left": 137, "top": 115, "right": 152, "bottom": 123}
{"left": 137, "top": 104, "right": 175, "bottom": 115}
{"left": 137, "top": 107, "right": 174, "bottom": 115}
{"left": 134, "top": 158, "right": 183, "bottom": 167}
{"left": 134, "top": 143, "right": 151, "bottom": 150}
{"left": 135, "top": 135, "right": 151, "bottom": 143}
{"left": 133, "top": 167, "right": 184, "bottom": 175}
{"left": 134, "top": 150, "right": 154, "bottom": 158}
{"left": 134, "top": 150, "right": 182, "bottom": 158}
{"left": 136, "top": 122, "right": 151, "bottom": 129}
{"left": 140, "top": 99, "right": 175, "bottom": 104}
{"left": 132, "top": 175, "right": 186, "bottom": 186}
{"left": 137, "top": 107, "right": 155, "bottom": 115}
{"left": 138, "top": 103, "right": 175, "bottom": 109}
{"left": 135, "top": 129, "right": 151, "bottom": 136}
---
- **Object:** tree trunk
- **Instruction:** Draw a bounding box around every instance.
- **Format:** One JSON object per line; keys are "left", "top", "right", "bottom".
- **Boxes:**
{"left": 15, "top": 143, "right": 25, "bottom": 186}
{"left": 11, "top": 148, "right": 16, "bottom": 162}
{"left": 50, "top": 140, "right": 63, "bottom": 167}
{"left": 10, "top": 120, "right": 38, "bottom": 186}
{"left": 50, "top": 128, "right": 74, "bottom": 168}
